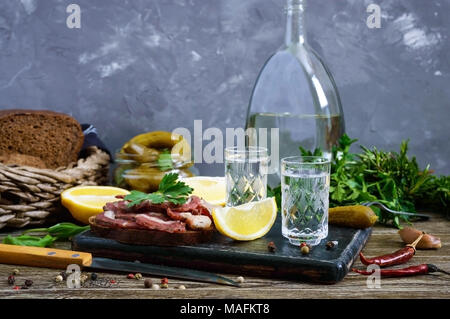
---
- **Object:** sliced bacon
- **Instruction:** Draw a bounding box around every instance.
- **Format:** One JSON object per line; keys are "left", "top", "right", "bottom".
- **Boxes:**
{"left": 146, "top": 212, "right": 173, "bottom": 221}
{"left": 99, "top": 196, "right": 213, "bottom": 233}
{"left": 104, "top": 201, "right": 129, "bottom": 213}
{"left": 166, "top": 208, "right": 212, "bottom": 231}
{"left": 95, "top": 212, "right": 146, "bottom": 230}
{"left": 184, "top": 214, "right": 212, "bottom": 230}
{"left": 135, "top": 214, "right": 186, "bottom": 233}
{"left": 193, "top": 204, "right": 212, "bottom": 218}
{"left": 166, "top": 207, "right": 186, "bottom": 222}
{"left": 172, "top": 196, "right": 201, "bottom": 213}
{"left": 104, "top": 200, "right": 168, "bottom": 215}
{"left": 170, "top": 196, "right": 212, "bottom": 218}
{"left": 114, "top": 211, "right": 137, "bottom": 221}
{"left": 134, "top": 201, "right": 167, "bottom": 214}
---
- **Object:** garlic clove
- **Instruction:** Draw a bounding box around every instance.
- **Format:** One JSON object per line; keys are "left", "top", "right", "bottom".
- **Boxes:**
{"left": 398, "top": 227, "right": 441, "bottom": 249}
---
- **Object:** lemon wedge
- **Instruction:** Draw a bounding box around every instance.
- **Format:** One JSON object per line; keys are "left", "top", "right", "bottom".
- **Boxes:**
{"left": 61, "top": 186, "right": 130, "bottom": 224}
{"left": 181, "top": 176, "right": 226, "bottom": 206}
{"left": 212, "top": 197, "right": 277, "bottom": 241}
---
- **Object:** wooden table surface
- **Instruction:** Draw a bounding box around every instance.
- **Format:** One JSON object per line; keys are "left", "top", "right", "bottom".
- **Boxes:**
{"left": 0, "top": 213, "right": 449, "bottom": 299}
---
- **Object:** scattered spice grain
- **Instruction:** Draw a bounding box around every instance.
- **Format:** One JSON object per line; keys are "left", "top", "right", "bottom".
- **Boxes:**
{"left": 144, "top": 279, "right": 152, "bottom": 288}
{"left": 301, "top": 245, "right": 310, "bottom": 255}
{"left": 267, "top": 241, "right": 276, "bottom": 252}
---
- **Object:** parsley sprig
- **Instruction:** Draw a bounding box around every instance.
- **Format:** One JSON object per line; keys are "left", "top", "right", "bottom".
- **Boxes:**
{"left": 124, "top": 173, "right": 193, "bottom": 207}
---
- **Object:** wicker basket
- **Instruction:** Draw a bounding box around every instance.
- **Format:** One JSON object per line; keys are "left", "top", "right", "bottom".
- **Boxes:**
{"left": 0, "top": 146, "right": 110, "bottom": 229}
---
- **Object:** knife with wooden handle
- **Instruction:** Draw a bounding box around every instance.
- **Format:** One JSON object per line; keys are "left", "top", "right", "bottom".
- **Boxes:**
{"left": 0, "top": 244, "right": 240, "bottom": 286}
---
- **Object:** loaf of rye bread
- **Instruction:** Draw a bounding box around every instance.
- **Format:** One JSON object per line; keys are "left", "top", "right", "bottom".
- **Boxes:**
{"left": 0, "top": 109, "right": 84, "bottom": 169}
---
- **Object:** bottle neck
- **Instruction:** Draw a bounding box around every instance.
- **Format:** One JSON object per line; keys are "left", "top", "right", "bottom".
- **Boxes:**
{"left": 285, "top": 0, "right": 306, "bottom": 46}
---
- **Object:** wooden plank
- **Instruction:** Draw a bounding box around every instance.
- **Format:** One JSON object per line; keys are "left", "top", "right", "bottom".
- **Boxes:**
{"left": 0, "top": 212, "right": 449, "bottom": 298}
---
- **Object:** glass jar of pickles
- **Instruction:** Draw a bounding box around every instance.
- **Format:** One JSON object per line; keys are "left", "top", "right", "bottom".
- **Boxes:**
{"left": 114, "top": 131, "right": 194, "bottom": 192}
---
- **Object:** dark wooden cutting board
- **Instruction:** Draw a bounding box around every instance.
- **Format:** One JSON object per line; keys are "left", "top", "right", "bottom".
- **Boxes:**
{"left": 72, "top": 216, "right": 371, "bottom": 284}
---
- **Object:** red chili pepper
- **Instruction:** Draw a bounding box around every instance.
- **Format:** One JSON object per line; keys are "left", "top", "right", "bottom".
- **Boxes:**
{"left": 359, "top": 233, "right": 424, "bottom": 267}
{"left": 352, "top": 264, "right": 450, "bottom": 278}
{"left": 359, "top": 246, "right": 415, "bottom": 267}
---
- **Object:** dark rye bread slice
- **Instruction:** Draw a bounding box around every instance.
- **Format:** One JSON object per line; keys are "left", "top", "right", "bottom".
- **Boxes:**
{"left": 0, "top": 109, "right": 84, "bottom": 168}
{"left": 89, "top": 216, "right": 215, "bottom": 246}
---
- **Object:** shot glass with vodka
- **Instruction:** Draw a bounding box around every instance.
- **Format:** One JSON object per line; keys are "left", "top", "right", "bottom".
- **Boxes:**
{"left": 224, "top": 147, "right": 269, "bottom": 207}
{"left": 281, "top": 156, "right": 330, "bottom": 246}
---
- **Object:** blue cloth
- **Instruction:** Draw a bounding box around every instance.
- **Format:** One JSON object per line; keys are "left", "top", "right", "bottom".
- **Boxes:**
{"left": 80, "top": 124, "right": 112, "bottom": 161}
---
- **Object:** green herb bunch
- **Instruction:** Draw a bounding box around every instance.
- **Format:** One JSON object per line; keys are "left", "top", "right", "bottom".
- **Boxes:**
{"left": 329, "top": 134, "right": 449, "bottom": 227}
{"left": 270, "top": 134, "right": 449, "bottom": 228}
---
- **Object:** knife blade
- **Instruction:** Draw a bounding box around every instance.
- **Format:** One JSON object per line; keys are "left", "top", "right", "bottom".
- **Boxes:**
{"left": 0, "top": 243, "right": 239, "bottom": 287}
{"left": 90, "top": 257, "right": 239, "bottom": 286}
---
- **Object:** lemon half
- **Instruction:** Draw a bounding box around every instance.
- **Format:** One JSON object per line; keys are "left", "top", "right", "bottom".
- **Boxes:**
{"left": 212, "top": 197, "right": 277, "bottom": 241}
{"left": 61, "top": 186, "right": 130, "bottom": 224}
{"left": 181, "top": 176, "right": 226, "bottom": 206}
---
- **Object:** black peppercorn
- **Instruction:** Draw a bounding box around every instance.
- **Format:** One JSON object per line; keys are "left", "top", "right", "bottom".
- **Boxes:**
{"left": 60, "top": 271, "right": 68, "bottom": 281}
{"left": 267, "top": 241, "right": 276, "bottom": 252}
{"left": 24, "top": 279, "right": 33, "bottom": 287}
{"left": 326, "top": 241, "right": 338, "bottom": 250}
{"left": 7, "top": 275, "right": 15, "bottom": 285}
{"left": 144, "top": 278, "right": 152, "bottom": 289}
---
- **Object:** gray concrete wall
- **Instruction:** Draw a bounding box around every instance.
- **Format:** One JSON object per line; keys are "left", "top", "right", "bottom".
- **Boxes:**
{"left": 0, "top": 0, "right": 448, "bottom": 175}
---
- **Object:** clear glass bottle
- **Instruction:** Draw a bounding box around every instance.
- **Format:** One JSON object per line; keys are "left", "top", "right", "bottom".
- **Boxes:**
{"left": 246, "top": 0, "right": 345, "bottom": 186}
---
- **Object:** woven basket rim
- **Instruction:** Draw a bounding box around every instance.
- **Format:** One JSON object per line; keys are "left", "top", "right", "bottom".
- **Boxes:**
{"left": 0, "top": 146, "right": 110, "bottom": 229}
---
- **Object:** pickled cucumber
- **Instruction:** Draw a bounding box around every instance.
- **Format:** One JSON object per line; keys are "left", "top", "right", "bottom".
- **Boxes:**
{"left": 117, "top": 131, "right": 194, "bottom": 192}
{"left": 329, "top": 205, "right": 378, "bottom": 229}
{"left": 121, "top": 131, "right": 191, "bottom": 164}
{"left": 121, "top": 142, "right": 161, "bottom": 162}
{"left": 122, "top": 131, "right": 184, "bottom": 150}
{"left": 124, "top": 167, "right": 166, "bottom": 192}
{"left": 123, "top": 166, "right": 195, "bottom": 192}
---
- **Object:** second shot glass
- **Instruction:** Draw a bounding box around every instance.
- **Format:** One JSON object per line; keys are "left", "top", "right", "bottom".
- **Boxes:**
{"left": 224, "top": 146, "right": 269, "bottom": 207}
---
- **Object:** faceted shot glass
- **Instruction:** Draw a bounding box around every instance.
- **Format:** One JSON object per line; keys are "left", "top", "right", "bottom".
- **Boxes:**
{"left": 281, "top": 156, "right": 330, "bottom": 246}
{"left": 224, "top": 146, "right": 269, "bottom": 207}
